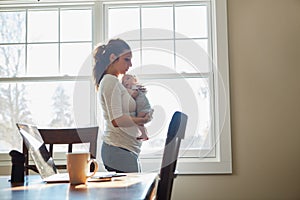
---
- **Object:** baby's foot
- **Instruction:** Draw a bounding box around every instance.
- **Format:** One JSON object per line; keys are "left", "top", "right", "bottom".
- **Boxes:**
{"left": 137, "top": 132, "right": 149, "bottom": 141}
{"left": 137, "top": 136, "right": 149, "bottom": 141}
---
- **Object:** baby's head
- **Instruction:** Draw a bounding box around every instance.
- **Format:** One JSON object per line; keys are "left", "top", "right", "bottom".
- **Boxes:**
{"left": 122, "top": 74, "right": 138, "bottom": 89}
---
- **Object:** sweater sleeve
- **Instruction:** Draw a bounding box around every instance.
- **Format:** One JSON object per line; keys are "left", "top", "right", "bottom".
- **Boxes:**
{"left": 101, "top": 76, "right": 123, "bottom": 121}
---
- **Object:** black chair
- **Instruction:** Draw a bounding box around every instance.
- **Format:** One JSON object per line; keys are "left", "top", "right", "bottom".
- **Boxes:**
{"left": 156, "top": 111, "right": 188, "bottom": 200}
{"left": 23, "top": 126, "right": 99, "bottom": 175}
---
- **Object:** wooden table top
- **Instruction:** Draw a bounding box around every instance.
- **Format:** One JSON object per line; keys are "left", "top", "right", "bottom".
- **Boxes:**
{"left": 0, "top": 173, "right": 158, "bottom": 200}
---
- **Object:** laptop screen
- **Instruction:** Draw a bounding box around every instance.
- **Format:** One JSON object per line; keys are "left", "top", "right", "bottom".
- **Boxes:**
{"left": 16, "top": 123, "right": 57, "bottom": 179}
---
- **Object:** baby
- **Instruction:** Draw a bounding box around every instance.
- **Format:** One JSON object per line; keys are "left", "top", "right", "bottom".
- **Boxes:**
{"left": 122, "top": 74, "right": 153, "bottom": 140}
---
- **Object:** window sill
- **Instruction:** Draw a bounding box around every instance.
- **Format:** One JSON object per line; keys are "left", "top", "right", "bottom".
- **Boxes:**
{"left": 140, "top": 157, "right": 232, "bottom": 175}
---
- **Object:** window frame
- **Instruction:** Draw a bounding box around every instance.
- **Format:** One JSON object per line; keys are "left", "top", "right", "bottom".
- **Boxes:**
{"left": 103, "top": 2, "right": 215, "bottom": 158}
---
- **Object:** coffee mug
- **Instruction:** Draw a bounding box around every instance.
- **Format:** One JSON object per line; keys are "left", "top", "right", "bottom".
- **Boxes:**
{"left": 67, "top": 152, "right": 98, "bottom": 185}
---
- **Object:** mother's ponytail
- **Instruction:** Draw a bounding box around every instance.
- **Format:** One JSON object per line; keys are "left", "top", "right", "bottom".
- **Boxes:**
{"left": 93, "top": 44, "right": 109, "bottom": 90}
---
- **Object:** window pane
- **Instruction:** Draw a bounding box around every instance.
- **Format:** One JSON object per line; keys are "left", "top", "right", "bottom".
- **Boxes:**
{"left": 0, "top": 11, "right": 26, "bottom": 43}
{"left": 72, "top": 81, "right": 92, "bottom": 126}
{"left": 26, "top": 81, "right": 92, "bottom": 128}
{"left": 60, "top": 9, "right": 92, "bottom": 41}
{"left": 0, "top": 81, "right": 91, "bottom": 152}
{"left": 108, "top": 7, "right": 140, "bottom": 40}
{"left": 60, "top": 43, "right": 92, "bottom": 76}
{"left": 180, "top": 78, "right": 212, "bottom": 151}
{"left": 0, "top": 83, "right": 29, "bottom": 152}
{"left": 141, "top": 83, "right": 181, "bottom": 155}
{"left": 26, "top": 82, "right": 76, "bottom": 126}
{"left": 27, "top": 44, "right": 59, "bottom": 76}
{"left": 141, "top": 40, "right": 174, "bottom": 72}
{"left": 176, "top": 39, "right": 210, "bottom": 73}
{"left": 175, "top": 5, "right": 208, "bottom": 38}
{"left": 0, "top": 45, "right": 25, "bottom": 77}
{"left": 28, "top": 10, "right": 58, "bottom": 42}
{"left": 140, "top": 77, "right": 212, "bottom": 155}
{"left": 141, "top": 6, "right": 173, "bottom": 39}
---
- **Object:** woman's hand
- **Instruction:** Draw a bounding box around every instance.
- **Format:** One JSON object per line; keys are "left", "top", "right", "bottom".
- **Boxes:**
{"left": 142, "top": 113, "right": 151, "bottom": 124}
{"left": 142, "top": 109, "right": 154, "bottom": 124}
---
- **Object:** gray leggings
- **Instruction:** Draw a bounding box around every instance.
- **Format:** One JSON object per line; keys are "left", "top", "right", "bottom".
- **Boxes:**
{"left": 101, "top": 142, "right": 141, "bottom": 173}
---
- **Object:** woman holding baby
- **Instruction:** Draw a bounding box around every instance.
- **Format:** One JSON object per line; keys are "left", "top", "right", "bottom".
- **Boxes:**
{"left": 92, "top": 39, "right": 153, "bottom": 173}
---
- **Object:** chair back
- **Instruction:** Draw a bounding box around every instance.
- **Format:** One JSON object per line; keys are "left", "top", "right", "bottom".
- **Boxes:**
{"left": 157, "top": 111, "right": 188, "bottom": 200}
{"left": 23, "top": 126, "right": 99, "bottom": 175}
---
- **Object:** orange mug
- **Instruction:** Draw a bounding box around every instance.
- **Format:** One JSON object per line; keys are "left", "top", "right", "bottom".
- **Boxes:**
{"left": 67, "top": 152, "right": 98, "bottom": 185}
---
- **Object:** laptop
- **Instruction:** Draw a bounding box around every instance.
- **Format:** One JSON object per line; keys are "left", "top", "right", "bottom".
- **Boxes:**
{"left": 16, "top": 123, "right": 119, "bottom": 183}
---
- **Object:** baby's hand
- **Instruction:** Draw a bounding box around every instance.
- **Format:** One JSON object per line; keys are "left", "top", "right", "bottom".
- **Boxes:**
{"left": 137, "top": 85, "right": 147, "bottom": 93}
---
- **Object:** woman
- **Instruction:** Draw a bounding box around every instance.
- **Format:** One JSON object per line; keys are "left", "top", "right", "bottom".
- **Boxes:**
{"left": 93, "top": 39, "right": 152, "bottom": 173}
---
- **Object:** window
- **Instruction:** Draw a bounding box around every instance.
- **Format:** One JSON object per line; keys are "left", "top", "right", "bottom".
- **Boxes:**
{"left": 0, "top": 0, "right": 231, "bottom": 174}
{"left": 0, "top": 6, "right": 94, "bottom": 153}
{"left": 103, "top": 0, "right": 231, "bottom": 174}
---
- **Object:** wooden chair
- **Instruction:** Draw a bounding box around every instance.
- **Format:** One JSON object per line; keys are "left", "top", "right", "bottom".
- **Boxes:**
{"left": 156, "top": 111, "right": 188, "bottom": 200}
{"left": 23, "top": 126, "right": 99, "bottom": 175}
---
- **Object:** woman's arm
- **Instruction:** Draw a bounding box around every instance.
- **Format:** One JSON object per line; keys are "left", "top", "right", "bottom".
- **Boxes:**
{"left": 111, "top": 113, "right": 152, "bottom": 127}
{"left": 103, "top": 77, "right": 152, "bottom": 128}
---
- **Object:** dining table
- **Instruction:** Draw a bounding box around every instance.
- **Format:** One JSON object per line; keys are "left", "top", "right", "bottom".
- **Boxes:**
{"left": 0, "top": 172, "right": 158, "bottom": 200}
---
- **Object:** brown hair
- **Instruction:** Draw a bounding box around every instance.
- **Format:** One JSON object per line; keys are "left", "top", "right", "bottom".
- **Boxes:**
{"left": 92, "top": 38, "right": 131, "bottom": 90}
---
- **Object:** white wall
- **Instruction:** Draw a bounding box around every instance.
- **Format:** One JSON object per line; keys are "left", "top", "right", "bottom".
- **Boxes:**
{"left": 172, "top": 0, "right": 300, "bottom": 199}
